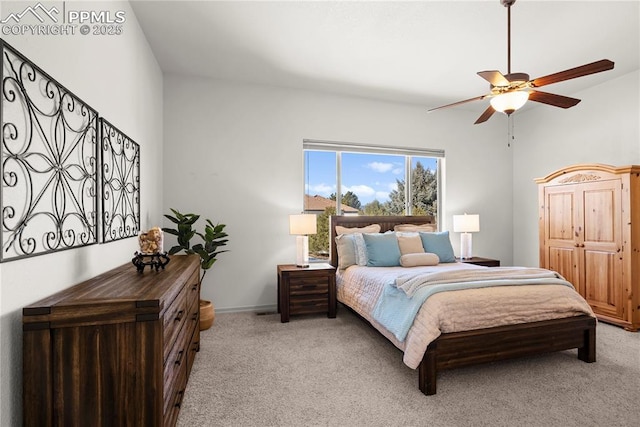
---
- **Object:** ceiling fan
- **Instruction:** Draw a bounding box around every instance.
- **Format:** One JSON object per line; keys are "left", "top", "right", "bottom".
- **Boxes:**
{"left": 428, "top": 0, "right": 614, "bottom": 124}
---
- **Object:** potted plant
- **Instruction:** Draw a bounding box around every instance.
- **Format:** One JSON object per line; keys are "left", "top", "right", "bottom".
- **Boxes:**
{"left": 163, "top": 208, "right": 229, "bottom": 330}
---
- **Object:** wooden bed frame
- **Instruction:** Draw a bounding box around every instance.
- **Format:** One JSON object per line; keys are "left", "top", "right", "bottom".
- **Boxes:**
{"left": 329, "top": 215, "right": 596, "bottom": 395}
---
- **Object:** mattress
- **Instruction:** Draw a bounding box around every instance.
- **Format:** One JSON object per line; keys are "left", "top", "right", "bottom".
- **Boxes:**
{"left": 336, "top": 262, "right": 595, "bottom": 369}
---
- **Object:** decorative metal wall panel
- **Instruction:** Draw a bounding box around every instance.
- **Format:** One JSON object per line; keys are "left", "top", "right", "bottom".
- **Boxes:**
{"left": 1, "top": 40, "right": 98, "bottom": 261}
{"left": 100, "top": 118, "right": 140, "bottom": 243}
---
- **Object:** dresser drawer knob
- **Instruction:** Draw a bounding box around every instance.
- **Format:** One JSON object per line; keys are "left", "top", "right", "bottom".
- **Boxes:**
{"left": 174, "top": 310, "right": 184, "bottom": 322}
{"left": 175, "top": 350, "right": 184, "bottom": 366}
{"left": 174, "top": 390, "right": 185, "bottom": 408}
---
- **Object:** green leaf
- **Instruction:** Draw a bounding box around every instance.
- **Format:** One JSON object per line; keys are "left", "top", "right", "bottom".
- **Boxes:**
{"left": 202, "top": 258, "right": 216, "bottom": 270}
{"left": 168, "top": 246, "right": 182, "bottom": 255}
{"left": 164, "top": 214, "right": 179, "bottom": 224}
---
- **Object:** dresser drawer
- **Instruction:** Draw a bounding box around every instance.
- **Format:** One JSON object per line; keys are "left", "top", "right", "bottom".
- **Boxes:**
{"left": 163, "top": 284, "right": 188, "bottom": 363}
{"left": 186, "top": 270, "right": 200, "bottom": 305}
{"left": 186, "top": 292, "right": 200, "bottom": 341}
{"left": 164, "top": 361, "right": 187, "bottom": 427}
{"left": 186, "top": 323, "right": 200, "bottom": 378}
{"left": 163, "top": 327, "right": 189, "bottom": 415}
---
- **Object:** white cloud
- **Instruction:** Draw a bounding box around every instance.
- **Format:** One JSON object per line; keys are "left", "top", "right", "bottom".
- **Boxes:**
{"left": 344, "top": 184, "right": 375, "bottom": 197}
{"left": 305, "top": 183, "right": 334, "bottom": 196}
{"left": 392, "top": 167, "right": 403, "bottom": 175}
{"left": 367, "top": 162, "right": 394, "bottom": 173}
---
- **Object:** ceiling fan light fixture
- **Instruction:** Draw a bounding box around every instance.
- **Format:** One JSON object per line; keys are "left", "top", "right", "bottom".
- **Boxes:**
{"left": 427, "top": 0, "right": 614, "bottom": 124}
{"left": 490, "top": 90, "right": 529, "bottom": 115}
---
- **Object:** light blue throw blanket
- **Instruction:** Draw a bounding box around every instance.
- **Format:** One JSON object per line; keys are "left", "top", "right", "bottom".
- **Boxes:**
{"left": 371, "top": 267, "right": 573, "bottom": 342}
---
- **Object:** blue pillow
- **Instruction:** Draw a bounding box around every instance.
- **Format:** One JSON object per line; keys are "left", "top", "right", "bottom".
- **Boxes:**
{"left": 419, "top": 231, "right": 456, "bottom": 263}
{"left": 363, "top": 233, "right": 401, "bottom": 267}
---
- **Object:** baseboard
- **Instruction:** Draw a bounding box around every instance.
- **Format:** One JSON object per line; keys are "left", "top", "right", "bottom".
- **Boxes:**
{"left": 215, "top": 304, "right": 278, "bottom": 314}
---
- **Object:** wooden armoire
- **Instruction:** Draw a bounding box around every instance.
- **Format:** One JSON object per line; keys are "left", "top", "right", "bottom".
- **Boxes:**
{"left": 536, "top": 164, "right": 640, "bottom": 331}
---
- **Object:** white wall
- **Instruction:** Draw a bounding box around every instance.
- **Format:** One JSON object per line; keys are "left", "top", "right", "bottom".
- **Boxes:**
{"left": 163, "top": 75, "right": 514, "bottom": 312}
{"left": 0, "top": 1, "right": 163, "bottom": 424}
{"left": 512, "top": 70, "right": 640, "bottom": 267}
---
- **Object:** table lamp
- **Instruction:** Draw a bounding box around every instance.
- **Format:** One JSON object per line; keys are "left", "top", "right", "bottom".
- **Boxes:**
{"left": 453, "top": 214, "right": 480, "bottom": 259}
{"left": 289, "top": 214, "right": 317, "bottom": 267}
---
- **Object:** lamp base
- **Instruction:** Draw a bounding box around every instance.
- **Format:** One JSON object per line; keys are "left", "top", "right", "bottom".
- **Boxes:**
{"left": 460, "top": 233, "right": 473, "bottom": 259}
{"left": 295, "top": 235, "right": 309, "bottom": 267}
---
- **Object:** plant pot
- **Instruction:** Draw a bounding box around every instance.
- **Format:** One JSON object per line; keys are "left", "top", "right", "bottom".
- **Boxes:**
{"left": 199, "top": 299, "right": 215, "bottom": 331}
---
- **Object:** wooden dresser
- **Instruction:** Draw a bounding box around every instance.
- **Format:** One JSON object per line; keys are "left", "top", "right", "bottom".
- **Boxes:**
{"left": 536, "top": 164, "right": 640, "bottom": 331}
{"left": 23, "top": 254, "right": 201, "bottom": 426}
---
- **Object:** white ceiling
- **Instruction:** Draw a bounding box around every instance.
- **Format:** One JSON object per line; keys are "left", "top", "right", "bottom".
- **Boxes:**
{"left": 131, "top": 0, "right": 640, "bottom": 114}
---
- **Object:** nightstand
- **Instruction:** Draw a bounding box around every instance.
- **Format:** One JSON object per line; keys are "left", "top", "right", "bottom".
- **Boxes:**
{"left": 457, "top": 257, "right": 501, "bottom": 267}
{"left": 277, "top": 263, "right": 337, "bottom": 323}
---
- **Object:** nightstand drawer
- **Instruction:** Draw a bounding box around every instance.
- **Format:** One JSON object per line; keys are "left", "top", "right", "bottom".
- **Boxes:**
{"left": 290, "top": 296, "right": 329, "bottom": 314}
{"left": 289, "top": 277, "right": 329, "bottom": 295}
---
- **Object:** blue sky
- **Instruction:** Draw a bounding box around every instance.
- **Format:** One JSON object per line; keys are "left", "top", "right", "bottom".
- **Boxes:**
{"left": 305, "top": 151, "right": 437, "bottom": 205}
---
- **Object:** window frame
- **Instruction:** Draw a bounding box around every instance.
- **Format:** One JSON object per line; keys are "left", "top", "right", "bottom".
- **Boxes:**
{"left": 303, "top": 139, "right": 444, "bottom": 229}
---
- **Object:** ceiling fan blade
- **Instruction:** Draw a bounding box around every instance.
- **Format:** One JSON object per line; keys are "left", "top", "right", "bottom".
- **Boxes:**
{"left": 474, "top": 105, "right": 496, "bottom": 124}
{"left": 530, "top": 59, "right": 614, "bottom": 88}
{"left": 428, "top": 95, "right": 486, "bottom": 112}
{"left": 477, "top": 70, "right": 510, "bottom": 87}
{"left": 528, "top": 90, "right": 581, "bottom": 109}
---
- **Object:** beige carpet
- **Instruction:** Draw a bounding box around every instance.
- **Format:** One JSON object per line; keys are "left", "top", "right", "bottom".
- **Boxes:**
{"left": 177, "top": 308, "right": 639, "bottom": 427}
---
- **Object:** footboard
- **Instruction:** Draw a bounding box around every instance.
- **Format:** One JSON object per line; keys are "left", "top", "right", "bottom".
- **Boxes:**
{"left": 419, "top": 315, "right": 596, "bottom": 395}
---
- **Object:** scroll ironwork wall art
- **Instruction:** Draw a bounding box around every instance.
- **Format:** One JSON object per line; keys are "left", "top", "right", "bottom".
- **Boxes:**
{"left": 1, "top": 40, "right": 98, "bottom": 261}
{"left": 99, "top": 118, "right": 140, "bottom": 243}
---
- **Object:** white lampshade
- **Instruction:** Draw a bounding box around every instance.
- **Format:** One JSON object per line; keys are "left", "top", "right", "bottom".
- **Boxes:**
{"left": 289, "top": 214, "right": 317, "bottom": 268}
{"left": 490, "top": 91, "right": 529, "bottom": 115}
{"left": 289, "top": 214, "right": 317, "bottom": 235}
{"left": 453, "top": 214, "right": 480, "bottom": 233}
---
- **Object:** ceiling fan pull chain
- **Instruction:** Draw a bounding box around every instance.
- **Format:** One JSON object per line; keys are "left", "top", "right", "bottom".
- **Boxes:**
{"left": 510, "top": 116, "right": 517, "bottom": 147}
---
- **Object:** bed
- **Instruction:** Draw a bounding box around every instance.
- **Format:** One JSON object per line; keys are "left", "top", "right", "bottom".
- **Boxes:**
{"left": 329, "top": 215, "right": 596, "bottom": 395}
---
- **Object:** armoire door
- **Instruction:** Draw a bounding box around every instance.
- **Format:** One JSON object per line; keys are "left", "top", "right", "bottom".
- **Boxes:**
{"left": 543, "top": 184, "right": 580, "bottom": 292}
{"left": 577, "top": 179, "right": 623, "bottom": 319}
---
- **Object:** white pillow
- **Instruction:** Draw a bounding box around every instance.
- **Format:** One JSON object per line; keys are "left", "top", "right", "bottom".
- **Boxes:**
{"left": 352, "top": 233, "right": 368, "bottom": 266}
{"left": 334, "top": 233, "right": 369, "bottom": 269}
{"left": 400, "top": 252, "right": 440, "bottom": 267}
{"left": 335, "top": 234, "right": 357, "bottom": 270}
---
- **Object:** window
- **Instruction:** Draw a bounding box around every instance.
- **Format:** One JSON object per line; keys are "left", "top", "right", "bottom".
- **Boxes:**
{"left": 303, "top": 140, "right": 443, "bottom": 260}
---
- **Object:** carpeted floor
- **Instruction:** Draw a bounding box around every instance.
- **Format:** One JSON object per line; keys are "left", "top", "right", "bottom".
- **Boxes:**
{"left": 177, "top": 309, "right": 640, "bottom": 427}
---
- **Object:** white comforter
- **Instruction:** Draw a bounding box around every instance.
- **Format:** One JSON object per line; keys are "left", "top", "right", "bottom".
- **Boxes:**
{"left": 336, "top": 263, "right": 595, "bottom": 369}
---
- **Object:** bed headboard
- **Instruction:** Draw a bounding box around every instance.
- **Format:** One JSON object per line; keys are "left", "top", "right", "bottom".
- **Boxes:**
{"left": 329, "top": 215, "right": 436, "bottom": 267}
